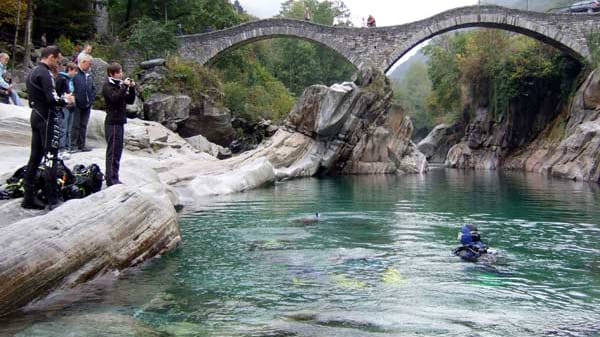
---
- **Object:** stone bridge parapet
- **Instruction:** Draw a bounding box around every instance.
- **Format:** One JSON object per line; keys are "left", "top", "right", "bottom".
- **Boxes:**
{"left": 179, "top": 5, "right": 600, "bottom": 72}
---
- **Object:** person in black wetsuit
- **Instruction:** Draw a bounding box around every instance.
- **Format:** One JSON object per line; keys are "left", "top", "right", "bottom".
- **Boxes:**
{"left": 453, "top": 224, "right": 489, "bottom": 262}
{"left": 23, "top": 46, "right": 74, "bottom": 210}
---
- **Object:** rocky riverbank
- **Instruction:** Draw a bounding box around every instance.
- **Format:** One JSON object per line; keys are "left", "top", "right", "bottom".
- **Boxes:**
{"left": 419, "top": 67, "right": 600, "bottom": 183}
{"left": 0, "top": 67, "right": 424, "bottom": 317}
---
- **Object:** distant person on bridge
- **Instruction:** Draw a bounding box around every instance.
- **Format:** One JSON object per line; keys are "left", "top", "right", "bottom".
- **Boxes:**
{"left": 304, "top": 6, "right": 312, "bottom": 21}
{"left": 367, "top": 15, "right": 376, "bottom": 27}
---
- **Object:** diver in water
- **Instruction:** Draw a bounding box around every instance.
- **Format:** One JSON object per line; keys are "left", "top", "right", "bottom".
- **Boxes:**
{"left": 453, "top": 224, "right": 489, "bottom": 262}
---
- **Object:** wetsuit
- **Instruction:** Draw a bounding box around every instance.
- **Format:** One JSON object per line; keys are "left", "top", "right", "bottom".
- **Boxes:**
{"left": 24, "top": 62, "right": 67, "bottom": 207}
{"left": 453, "top": 224, "right": 489, "bottom": 262}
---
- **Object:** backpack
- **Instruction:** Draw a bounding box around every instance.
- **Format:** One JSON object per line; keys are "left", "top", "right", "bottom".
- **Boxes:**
{"left": 62, "top": 164, "right": 104, "bottom": 200}
{"left": 1, "top": 161, "right": 102, "bottom": 202}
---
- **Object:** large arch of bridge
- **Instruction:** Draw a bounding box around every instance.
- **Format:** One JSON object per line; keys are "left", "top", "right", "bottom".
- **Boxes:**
{"left": 385, "top": 20, "right": 588, "bottom": 73}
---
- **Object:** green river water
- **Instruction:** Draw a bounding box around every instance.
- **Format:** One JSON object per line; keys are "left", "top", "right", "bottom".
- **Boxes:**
{"left": 2, "top": 169, "right": 600, "bottom": 336}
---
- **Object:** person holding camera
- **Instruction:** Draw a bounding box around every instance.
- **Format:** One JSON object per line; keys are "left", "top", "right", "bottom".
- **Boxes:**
{"left": 102, "top": 62, "right": 136, "bottom": 187}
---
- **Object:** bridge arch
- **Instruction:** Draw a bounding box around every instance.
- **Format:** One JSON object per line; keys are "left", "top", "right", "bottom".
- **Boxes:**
{"left": 384, "top": 6, "right": 594, "bottom": 72}
{"left": 178, "top": 19, "right": 361, "bottom": 68}
{"left": 178, "top": 5, "right": 600, "bottom": 72}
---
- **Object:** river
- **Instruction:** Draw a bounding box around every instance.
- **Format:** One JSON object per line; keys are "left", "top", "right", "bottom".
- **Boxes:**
{"left": 2, "top": 168, "right": 600, "bottom": 336}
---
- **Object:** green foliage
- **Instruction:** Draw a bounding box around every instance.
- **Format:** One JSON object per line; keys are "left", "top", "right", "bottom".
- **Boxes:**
{"left": 33, "top": 0, "right": 97, "bottom": 43}
{"left": 166, "top": 56, "right": 223, "bottom": 104}
{"left": 128, "top": 17, "right": 178, "bottom": 59}
{"left": 215, "top": 46, "right": 295, "bottom": 122}
{"left": 261, "top": 0, "right": 355, "bottom": 97}
{"left": 423, "top": 29, "right": 581, "bottom": 125}
{"left": 423, "top": 33, "right": 467, "bottom": 122}
{"left": 0, "top": 0, "right": 26, "bottom": 27}
{"left": 92, "top": 40, "right": 128, "bottom": 63}
{"left": 587, "top": 31, "right": 600, "bottom": 68}
{"left": 55, "top": 36, "right": 75, "bottom": 57}
{"left": 107, "top": 0, "right": 244, "bottom": 35}
{"left": 393, "top": 62, "right": 434, "bottom": 135}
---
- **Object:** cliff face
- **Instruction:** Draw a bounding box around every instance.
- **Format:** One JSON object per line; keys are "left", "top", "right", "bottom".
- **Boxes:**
{"left": 440, "top": 68, "right": 600, "bottom": 183}
{"left": 256, "top": 67, "right": 427, "bottom": 177}
{"left": 446, "top": 75, "right": 567, "bottom": 170}
{"left": 503, "top": 70, "right": 600, "bottom": 182}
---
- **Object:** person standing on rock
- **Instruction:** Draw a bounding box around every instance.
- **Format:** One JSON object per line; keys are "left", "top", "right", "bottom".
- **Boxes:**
{"left": 23, "top": 46, "right": 74, "bottom": 210}
{"left": 74, "top": 44, "right": 92, "bottom": 65}
{"left": 71, "top": 53, "right": 96, "bottom": 152}
{"left": 56, "top": 62, "right": 78, "bottom": 152}
{"left": 102, "top": 62, "right": 136, "bottom": 187}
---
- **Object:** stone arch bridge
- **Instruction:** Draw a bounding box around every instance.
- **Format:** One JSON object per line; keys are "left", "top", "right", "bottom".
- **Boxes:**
{"left": 178, "top": 5, "right": 600, "bottom": 72}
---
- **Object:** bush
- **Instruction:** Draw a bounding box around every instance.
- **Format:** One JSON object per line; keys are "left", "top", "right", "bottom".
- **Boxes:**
{"left": 588, "top": 31, "right": 600, "bottom": 68}
{"left": 166, "top": 56, "right": 223, "bottom": 104}
{"left": 92, "top": 40, "right": 128, "bottom": 63}
{"left": 128, "top": 18, "right": 178, "bottom": 59}
{"left": 224, "top": 80, "right": 294, "bottom": 122}
{"left": 55, "top": 35, "right": 75, "bottom": 57}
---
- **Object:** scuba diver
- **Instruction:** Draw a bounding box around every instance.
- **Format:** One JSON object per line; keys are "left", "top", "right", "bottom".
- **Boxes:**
{"left": 453, "top": 224, "right": 490, "bottom": 262}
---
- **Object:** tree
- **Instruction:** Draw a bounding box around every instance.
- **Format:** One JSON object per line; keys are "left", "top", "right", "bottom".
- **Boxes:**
{"left": 23, "top": 0, "right": 33, "bottom": 68}
{"left": 108, "top": 0, "right": 243, "bottom": 35}
{"left": 128, "top": 18, "right": 178, "bottom": 59}
{"left": 393, "top": 61, "right": 433, "bottom": 137}
{"left": 423, "top": 29, "right": 580, "bottom": 127}
{"left": 33, "top": 0, "right": 97, "bottom": 44}
{"left": 0, "top": 0, "right": 26, "bottom": 27}
{"left": 267, "top": 0, "right": 356, "bottom": 96}
{"left": 233, "top": 0, "right": 245, "bottom": 14}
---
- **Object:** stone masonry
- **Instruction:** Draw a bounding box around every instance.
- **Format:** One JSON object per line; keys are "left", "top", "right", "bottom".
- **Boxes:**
{"left": 178, "top": 5, "right": 600, "bottom": 71}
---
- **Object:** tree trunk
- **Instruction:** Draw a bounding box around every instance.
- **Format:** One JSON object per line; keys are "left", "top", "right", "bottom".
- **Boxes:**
{"left": 125, "top": 0, "right": 133, "bottom": 26}
{"left": 23, "top": 0, "right": 33, "bottom": 68}
{"left": 11, "top": 0, "right": 22, "bottom": 70}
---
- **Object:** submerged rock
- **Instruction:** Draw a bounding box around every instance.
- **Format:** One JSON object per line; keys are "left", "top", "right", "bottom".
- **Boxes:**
{"left": 13, "top": 312, "right": 168, "bottom": 337}
{"left": 0, "top": 184, "right": 181, "bottom": 317}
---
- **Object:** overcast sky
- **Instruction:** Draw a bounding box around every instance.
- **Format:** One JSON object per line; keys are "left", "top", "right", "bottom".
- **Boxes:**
{"left": 238, "top": 0, "right": 479, "bottom": 27}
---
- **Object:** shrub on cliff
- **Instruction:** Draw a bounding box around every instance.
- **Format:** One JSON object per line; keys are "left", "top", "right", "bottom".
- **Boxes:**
{"left": 166, "top": 56, "right": 223, "bottom": 105}
{"left": 128, "top": 18, "right": 178, "bottom": 59}
{"left": 424, "top": 29, "right": 581, "bottom": 123}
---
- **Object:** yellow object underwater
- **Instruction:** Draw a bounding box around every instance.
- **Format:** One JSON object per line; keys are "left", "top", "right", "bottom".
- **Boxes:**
{"left": 382, "top": 267, "right": 407, "bottom": 286}
{"left": 333, "top": 275, "right": 367, "bottom": 290}
{"left": 292, "top": 277, "right": 307, "bottom": 286}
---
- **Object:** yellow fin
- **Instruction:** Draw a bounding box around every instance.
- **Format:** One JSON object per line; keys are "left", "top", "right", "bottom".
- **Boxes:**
{"left": 333, "top": 274, "right": 367, "bottom": 290}
{"left": 382, "top": 267, "right": 407, "bottom": 286}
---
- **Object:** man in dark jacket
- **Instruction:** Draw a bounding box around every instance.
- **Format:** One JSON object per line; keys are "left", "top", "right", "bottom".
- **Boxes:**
{"left": 23, "top": 46, "right": 74, "bottom": 209}
{"left": 102, "top": 62, "right": 136, "bottom": 186}
{"left": 71, "top": 53, "right": 96, "bottom": 152}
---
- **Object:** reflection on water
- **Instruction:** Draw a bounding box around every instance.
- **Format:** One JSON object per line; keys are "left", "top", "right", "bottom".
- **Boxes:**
{"left": 2, "top": 169, "right": 600, "bottom": 336}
